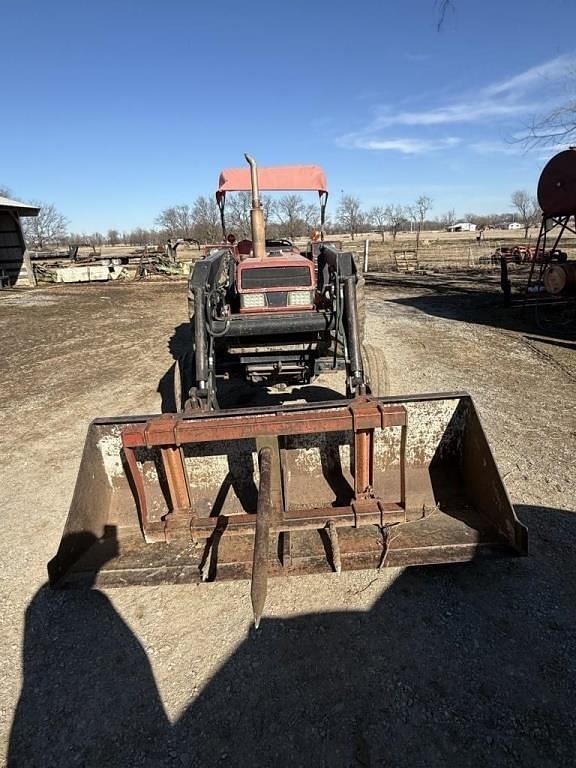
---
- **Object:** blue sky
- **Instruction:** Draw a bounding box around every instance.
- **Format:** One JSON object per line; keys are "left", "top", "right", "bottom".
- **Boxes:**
{"left": 2, "top": 0, "right": 575, "bottom": 231}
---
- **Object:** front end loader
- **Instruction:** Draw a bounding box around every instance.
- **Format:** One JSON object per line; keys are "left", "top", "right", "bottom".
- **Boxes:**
{"left": 49, "top": 155, "right": 527, "bottom": 626}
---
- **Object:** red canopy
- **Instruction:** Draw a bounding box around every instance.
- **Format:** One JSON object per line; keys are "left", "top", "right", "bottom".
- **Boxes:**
{"left": 217, "top": 164, "right": 328, "bottom": 201}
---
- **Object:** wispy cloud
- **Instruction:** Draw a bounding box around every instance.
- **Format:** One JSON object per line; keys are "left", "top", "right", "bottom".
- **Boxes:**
{"left": 340, "top": 137, "right": 461, "bottom": 154}
{"left": 483, "top": 54, "right": 574, "bottom": 97}
{"left": 336, "top": 53, "right": 576, "bottom": 153}
{"left": 469, "top": 140, "right": 523, "bottom": 155}
{"left": 358, "top": 101, "right": 526, "bottom": 129}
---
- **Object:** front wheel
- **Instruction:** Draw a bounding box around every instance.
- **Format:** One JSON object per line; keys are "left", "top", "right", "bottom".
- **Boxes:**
{"left": 353, "top": 255, "right": 366, "bottom": 345}
{"left": 173, "top": 351, "right": 194, "bottom": 412}
{"left": 362, "top": 343, "right": 390, "bottom": 396}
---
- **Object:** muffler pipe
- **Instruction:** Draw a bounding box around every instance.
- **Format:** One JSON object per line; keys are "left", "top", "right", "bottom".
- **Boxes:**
{"left": 244, "top": 153, "right": 266, "bottom": 260}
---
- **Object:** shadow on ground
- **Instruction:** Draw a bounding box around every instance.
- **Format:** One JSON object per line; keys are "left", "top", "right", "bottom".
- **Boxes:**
{"left": 157, "top": 323, "right": 192, "bottom": 412}
{"left": 8, "top": 505, "right": 576, "bottom": 767}
{"left": 367, "top": 272, "right": 576, "bottom": 341}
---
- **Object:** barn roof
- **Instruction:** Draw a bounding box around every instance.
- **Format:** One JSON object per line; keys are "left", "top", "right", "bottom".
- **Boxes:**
{"left": 0, "top": 196, "right": 40, "bottom": 217}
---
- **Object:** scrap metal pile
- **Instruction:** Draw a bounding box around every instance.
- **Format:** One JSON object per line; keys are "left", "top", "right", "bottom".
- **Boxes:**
{"left": 500, "top": 149, "right": 576, "bottom": 328}
{"left": 134, "top": 250, "right": 188, "bottom": 279}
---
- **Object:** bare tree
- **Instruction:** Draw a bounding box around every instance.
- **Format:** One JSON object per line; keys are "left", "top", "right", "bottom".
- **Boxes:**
{"left": 303, "top": 203, "right": 319, "bottom": 231}
{"left": 0, "top": 185, "right": 12, "bottom": 198}
{"left": 21, "top": 202, "right": 68, "bottom": 249}
{"left": 439, "top": 209, "right": 456, "bottom": 229}
{"left": 127, "top": 228, "right": 157, "bottom": 246}
{"left": 88, "top": 232, "right": 104, "bottom": 250}
{"left": 107, "top": 229, "right": 120, "bottom": 246}
{"left": 383, "top": 205, "right": 406, "bottom": 241}
{"left": 409, "top": 195, "right": 433, "bottom": 251}
{"left": 527, "top": 105, "right": 576, "bottom": 146}
{"left": 224, "top": 193, "right": 275, "bottom": 238}
{"left": 337, "top": 195, "right": 364, "bottom": 240}
{"left": 438, "top": 6, "right": 573, "bottom": 147}
{"left": 226, "top": 192, "right": 252, "bottom": 237}
{"left": 436, "top": 0, "right": 455, "bottom": 29}
{"left": 522, "top": 66, "right": 576, "bottom": 147}
{"left": 511, "top": 190, "right": 540, "bottom": 239}
{"left": 155, "top": 205, "right": 194, "bottom": 239}
{"left": 369, "top": 206, "right": 388, "bottom": 241}
{"left": 262, "top": 195, "right": 277, "bottom": 225}
{"left": 191, "top": 196, "right": 220, "bottom": 242}
{"left": 277, "top": 195, "right": 305, "bottom": 239}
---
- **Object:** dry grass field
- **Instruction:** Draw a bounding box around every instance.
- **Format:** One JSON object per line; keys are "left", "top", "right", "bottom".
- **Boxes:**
{"left": 317, "top": 226, "right": 576, "bottom": 271}
{"left": 0, "top": 271, "right": 574, "bottom": 766}
{"left": 51, "top": 225, "right": 576, "bottom": 274}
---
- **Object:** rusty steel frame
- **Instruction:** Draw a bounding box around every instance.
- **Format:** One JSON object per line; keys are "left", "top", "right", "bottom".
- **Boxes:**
{"left": 122, "top": 397, "right": 413, "bottom": 625}
{"left": 122, "top": 398, "right": 409, "bottom": 547}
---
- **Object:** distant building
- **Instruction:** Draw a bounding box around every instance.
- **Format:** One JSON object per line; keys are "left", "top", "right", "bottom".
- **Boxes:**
{"left": 507, "top": 222, "right": 522, "bottom": 230}
{"left": 446, "top": 222, "right": 477, "bottom": 232}
{"left": 0, "top": 196, "right": 39, "bottom": 287}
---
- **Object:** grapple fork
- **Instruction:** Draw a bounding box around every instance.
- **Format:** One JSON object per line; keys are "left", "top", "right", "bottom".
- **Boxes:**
{"left": 49, "top": 393, "right": 528, "bottom": 626}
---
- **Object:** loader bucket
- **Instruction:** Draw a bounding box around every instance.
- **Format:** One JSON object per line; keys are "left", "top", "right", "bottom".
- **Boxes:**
{"left": 49, "top": 393, "right": 527, "bottom": 623}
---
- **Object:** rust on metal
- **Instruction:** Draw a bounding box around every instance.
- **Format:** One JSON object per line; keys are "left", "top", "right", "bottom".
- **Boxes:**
{"left": 327, "top": 520, "right": 342, "bottom": 574}
{"left": 121, "top": 399, "right": 409, "bottom": 544}
{"left": 121, "top": 401, "right": 407, "bottom": 447}
{"left": 48, "top": 393, "right": 528, "bottom": 595}
{"left": 189, "top": 501, "right": 416, "bottom": 539}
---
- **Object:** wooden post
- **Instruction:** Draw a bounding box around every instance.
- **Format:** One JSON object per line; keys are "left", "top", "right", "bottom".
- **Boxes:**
{"left": 363, "top": 239, "right": 369, "bottom": 272}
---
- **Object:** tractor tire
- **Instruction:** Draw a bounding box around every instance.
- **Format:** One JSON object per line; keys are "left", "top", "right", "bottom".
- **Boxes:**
{"left": 352, "top": 252, "right": 366, "bottom": 344}
{"left": 173, "top": 350, "right": 194, "bottom": 412}
{"left": 356, "top": 273, "right": 366, "bottom": 344}
{"left": 362, "top": 342, "right": 390, "bottom": 396}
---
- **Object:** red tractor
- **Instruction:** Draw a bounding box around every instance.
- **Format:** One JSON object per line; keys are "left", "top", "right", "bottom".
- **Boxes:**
{"left": 178, "top": 154, "right": 381, "bottom": 410}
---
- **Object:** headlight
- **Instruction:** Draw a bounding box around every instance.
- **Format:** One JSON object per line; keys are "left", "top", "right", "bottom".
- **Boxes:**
{"left": 240, "top": 292, "right": 266, "bottom": 308}
{"left": 287, "top": 290, "right": 314, "bottom": 306}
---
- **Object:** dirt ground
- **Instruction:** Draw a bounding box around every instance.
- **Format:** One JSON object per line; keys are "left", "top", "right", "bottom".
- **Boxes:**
{"left": 1, "top": 274, "right": 575, "bottom": 767}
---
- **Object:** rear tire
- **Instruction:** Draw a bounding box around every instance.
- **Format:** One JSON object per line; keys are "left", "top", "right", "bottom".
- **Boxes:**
{"left": 362, "top": 343, "right": 390, "bottom": 396}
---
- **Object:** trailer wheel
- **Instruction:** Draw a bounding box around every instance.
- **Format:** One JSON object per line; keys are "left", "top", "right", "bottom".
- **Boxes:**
{"left": 362, "top": 343, "right": 390, "bottom": 396}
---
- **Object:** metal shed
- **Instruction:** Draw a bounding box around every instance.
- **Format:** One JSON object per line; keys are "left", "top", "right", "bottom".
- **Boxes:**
{"left": 0, "top": 196, "right": 39, "bottom": 287}
{"left": 446, "top": 222, "right": 477, "bottom": 233}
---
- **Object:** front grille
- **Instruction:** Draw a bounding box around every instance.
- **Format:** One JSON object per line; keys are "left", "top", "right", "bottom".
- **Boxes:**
{"left": 241, "top": 266, "right": 312, "bottom": 289}
{"left": 266, "top": 291, "right": 287, "bottom": 307}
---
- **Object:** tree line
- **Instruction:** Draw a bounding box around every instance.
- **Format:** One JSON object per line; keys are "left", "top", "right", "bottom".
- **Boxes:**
{"left": 1, "top": 183, "right": 542, "bottom": 249}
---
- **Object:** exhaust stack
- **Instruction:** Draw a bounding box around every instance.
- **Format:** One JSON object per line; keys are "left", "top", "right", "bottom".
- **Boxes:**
{"left": 245, "top": 153, "right": 266, "bottom": 259}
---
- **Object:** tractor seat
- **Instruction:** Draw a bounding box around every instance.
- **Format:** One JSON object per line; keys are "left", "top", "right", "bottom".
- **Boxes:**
{"left": 237, "top": 239, "right": 253, "bottom": 256}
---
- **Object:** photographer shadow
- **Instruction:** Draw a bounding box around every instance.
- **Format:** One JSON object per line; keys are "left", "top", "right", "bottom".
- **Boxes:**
{"left": 8, "top": 533, "right": 171, "bottom": 768}
{"left": 10, "top": 504, "right": 576, "bottom": 767}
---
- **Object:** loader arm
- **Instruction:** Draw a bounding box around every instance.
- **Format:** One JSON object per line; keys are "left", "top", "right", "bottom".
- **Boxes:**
{"left": 188, "top": 248, "right": 231, "bottom": 409}
{"left": 317, "top": 244, "right": 366, "bottom": 393}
